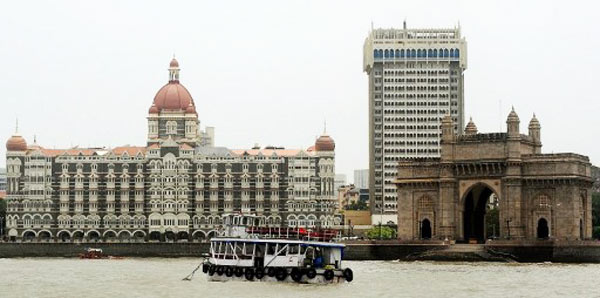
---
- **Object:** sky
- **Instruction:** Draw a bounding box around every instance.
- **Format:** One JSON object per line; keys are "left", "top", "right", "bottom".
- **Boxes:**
{"left": 1, "top": 0, "right": 599, "bottom": 182}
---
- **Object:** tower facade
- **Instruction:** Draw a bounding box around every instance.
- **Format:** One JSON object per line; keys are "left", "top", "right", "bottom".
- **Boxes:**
{"left": 363, "top": 23, "right": 467, "bottom": 224}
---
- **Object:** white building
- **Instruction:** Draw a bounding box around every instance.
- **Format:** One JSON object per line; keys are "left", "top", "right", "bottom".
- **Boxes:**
{"left": 353, "top": 169, "right": 368, "bottom": 189}
{"left": 334, "top": 174, "right": 346, "bottom": 196}
{"left": 363, "top": 22, "right": 467, "bottom": 224}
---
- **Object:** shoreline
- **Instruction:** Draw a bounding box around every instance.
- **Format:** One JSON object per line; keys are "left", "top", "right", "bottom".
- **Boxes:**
{"left": 1, "top": 240, "right": 600, "bottom": 263}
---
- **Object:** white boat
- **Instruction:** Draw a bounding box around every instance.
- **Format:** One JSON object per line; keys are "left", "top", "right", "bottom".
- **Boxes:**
{"left": 199, "top": 214, "right": 353, "bottom": 284}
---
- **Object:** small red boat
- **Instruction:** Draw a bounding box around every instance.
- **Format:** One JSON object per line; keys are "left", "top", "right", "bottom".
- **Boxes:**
{"left": 79, "top": 248, "right": 105, "bottom": 259}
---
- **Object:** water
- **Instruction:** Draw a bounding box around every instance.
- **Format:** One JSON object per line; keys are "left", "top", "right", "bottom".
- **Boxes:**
{"left": 1, "top": 259, "right": 599, "bottom": 298}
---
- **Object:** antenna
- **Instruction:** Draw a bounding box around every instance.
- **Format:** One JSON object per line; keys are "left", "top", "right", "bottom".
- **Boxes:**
{"left": 15, "top": 118, "right": 19, "bottom": 134}
{"left": 499, "top": 99, "right": 502, "bottom": 131}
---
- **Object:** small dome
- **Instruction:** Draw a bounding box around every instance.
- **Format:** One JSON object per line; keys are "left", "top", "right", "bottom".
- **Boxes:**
{"left": 6, "top": 135, "right": 27, "bottom": 151}
{"left": 185, "top": 102, "right": 196, "bottom": 114}
{"left": 529, "top": 113, "right": 540, "bottom": 129}
{"left": 148, "top": 103, "right": 159, "bottom": 114}
{"left": 315, "top": 134, "right": 335, "bottom": 151}
{"left": 464, "top": 117, "right": 478, "bottom": 135}
{"left": 169, "top": 58, "right": 179, "bottom": 68}
{"left": 507, "top": 107, "right": 520, "bottom": 123}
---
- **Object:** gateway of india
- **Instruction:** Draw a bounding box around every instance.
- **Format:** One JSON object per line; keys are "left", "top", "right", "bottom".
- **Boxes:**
{"left": 4, "top": 58, "right": 339, "bottom": 242}
{"left": 396, "top": 110, "right": 593, "bottom": 242}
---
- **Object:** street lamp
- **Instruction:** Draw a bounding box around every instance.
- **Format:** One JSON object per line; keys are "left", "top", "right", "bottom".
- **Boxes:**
{"left": 505, "top": 217, "right": 512, "bottom": 239}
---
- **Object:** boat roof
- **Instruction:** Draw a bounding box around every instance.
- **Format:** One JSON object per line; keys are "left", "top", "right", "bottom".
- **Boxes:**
{"left": 210, "top": 237, "right": 346, "bottom": 248}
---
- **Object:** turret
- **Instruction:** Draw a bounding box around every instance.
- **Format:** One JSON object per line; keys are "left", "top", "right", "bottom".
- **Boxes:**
{"left": 506, "top": 107, "right": 521, "bottom": 162}
{"left": 506, "top": 107, "right": 520, "bottom": 137}
{"left": 528, "top": 113, "right": 541, "bottom": 154}
{"left": 464, "top": 117, "right": 478, "bottom": 135}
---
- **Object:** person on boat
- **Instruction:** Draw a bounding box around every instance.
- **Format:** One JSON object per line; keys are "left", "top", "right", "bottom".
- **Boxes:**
{"left": 313, "top": 247, "right": 323, "bottom": 268}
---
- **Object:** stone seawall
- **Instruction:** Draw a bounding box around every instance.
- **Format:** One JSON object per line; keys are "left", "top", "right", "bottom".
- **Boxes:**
{"left": 2, "top": 241, "right": 600, "bottom": 262}
{"left": 0, "top": 242, "right": 444, "bottom": 260}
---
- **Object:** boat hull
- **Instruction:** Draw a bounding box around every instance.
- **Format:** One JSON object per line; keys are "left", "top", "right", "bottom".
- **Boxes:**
{"left": 207, "top": 273, "right": 346, "bottom": 284}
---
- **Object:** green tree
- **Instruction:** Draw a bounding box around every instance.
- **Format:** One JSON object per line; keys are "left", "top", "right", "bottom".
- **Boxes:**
{"left": 366, "top": 226, "right": 395, "bottom": 240}
{"left": 593, "top": 193, "right": 600, "bottom": 239}
{"left": 345, "top": 200, "right": 368, "bottom": 211}
{"left": 485, "top": 208, "right": 500, "bottom": 238}
{"left": 592, "top": 192, "right": 600, "bottom": 226}
{"left": 0, "top": 199, "right": 6, "bottom": 237}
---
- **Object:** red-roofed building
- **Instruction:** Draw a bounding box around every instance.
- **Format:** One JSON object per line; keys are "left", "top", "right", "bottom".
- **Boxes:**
{"left": 4, "top": 58, "right": 339, "bottom": 242}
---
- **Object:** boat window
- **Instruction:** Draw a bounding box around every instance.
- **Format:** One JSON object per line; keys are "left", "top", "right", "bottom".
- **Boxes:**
{"left": 277, "top": 244, "right": 287, "bottom": 256}
{"left": 267, "top": 243, "right": 275, "bottom": 255}
{"left": 289, "top": 244, "right": 299, "bottom": 255}
{"left": 300, "top": 245, "right": 307, "bottom": 255}
{"left": 244, "top": 243, "right": 254, "bottom": 255}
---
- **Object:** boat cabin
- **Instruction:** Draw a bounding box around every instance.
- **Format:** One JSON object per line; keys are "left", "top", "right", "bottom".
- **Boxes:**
{"left": 209, "top": 238, "right": 345, "bottom": 269}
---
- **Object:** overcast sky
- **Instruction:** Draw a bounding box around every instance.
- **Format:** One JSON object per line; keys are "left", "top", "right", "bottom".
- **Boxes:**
{"left": 1, "top": 0, "right": 599, "bottom": 181}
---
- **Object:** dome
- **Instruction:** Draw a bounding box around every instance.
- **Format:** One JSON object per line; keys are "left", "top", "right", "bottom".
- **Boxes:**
{"left": 6, "top": 135, "right": 27, "bottom": 151}
{"left": 529, "top": 113, "right": 540, "bottom": 129}
{"left": 185, "top": 102, "right": 196, "bottom": 114}
{"left": 464, "top": 117, "right": 478, "bottom": 135}
{"left": 148, "top": 103, "right": 159, "bottom": 114}
{"left": 152, "top": 82, "right": 195, "bottom": 111}
{"left": 170, "top": 58, "right": 179, "bottom": 68}
{"left": 315, "top": 134, "right": 335, "bottom": 151}
{"left": 507, "top": 107, "right": 520, "bottom": 123}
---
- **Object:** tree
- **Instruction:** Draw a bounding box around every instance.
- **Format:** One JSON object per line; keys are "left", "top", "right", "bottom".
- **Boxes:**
{"left": 593, "top": 193, "right": 600, "bottom": 239}
{"left": 485, "top": 208, "right": 500, "bottom": 238}
{"left": 345, "top": 200, "right": 368, "bottom": 211}
{"left": 592, "top": 192, "right": 600, "bottom": 227}
{"left": 366, "top": 226, "right": 395, "bottom": 240}
{"left": 0, "top": 199, "right": 5, "bottom": 237}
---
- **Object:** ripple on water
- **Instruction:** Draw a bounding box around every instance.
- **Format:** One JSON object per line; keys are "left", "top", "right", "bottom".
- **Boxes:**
{"left": 1, "top": 259, "right": 599, "bottom": 298}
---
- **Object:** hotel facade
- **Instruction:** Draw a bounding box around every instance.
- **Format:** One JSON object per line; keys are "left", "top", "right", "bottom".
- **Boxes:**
{"left": 4, "top": 58, "right": 339, "bottom": 242}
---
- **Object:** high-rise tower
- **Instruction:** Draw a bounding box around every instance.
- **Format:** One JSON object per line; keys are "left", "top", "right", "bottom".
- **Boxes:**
{"left": 363, "top": 23, "right": 467, "bottom": 224}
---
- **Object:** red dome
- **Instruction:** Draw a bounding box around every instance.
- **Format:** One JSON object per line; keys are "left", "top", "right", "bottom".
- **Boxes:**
{"left": 152, "top": 82, "right": 195, "bottom": 111}
{"left": 315, "top": 134, "right": 335, "bottom": 151}
{"left": 170, "top": 58, "right": 179, "bottom": 68}
{"left": 6, "top": 135, "right": 27, "bottom": 151}
{"left": 149, "top": 103, "right": 159, "bottom": 114}
{"left": 185, "top": 103, "right": 197, "bottom": 114}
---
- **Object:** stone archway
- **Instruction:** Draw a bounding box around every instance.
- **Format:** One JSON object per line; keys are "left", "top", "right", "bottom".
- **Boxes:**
{"left": 462, "top": 183, "right": 499, "bottom": 243}
{"left": 537, "top": 218, "right": 549, "bottom": 239}
{"left": 421, "top": 219, "right": 432, "bottom": 239}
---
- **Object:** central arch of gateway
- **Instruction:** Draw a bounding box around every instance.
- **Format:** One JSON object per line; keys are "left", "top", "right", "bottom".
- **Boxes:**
{"left": 394, "top": 112, "right": 592, "bottom": 242}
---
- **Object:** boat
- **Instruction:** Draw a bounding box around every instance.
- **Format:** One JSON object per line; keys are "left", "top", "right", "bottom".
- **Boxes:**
{"left": 79, "top": 248, "right": 105, "bottom": 259}
{"left": 78, "top": 248, "right": 124, "bottom": 260}
{"left": 199, "top": 214, "right": 353, "bottom": 284}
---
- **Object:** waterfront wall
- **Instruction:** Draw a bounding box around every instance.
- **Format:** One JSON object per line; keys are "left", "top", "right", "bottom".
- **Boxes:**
{"left": 0, "top": 242, "right": 444, "bottom": 260}
{"left": 2, "top": 241, "right": 600, "bottom": 262}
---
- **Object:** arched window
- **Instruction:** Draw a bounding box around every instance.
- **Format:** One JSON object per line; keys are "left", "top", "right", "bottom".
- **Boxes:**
{"left": 444, "top": 48, "right": 449, "bottom": 57}
{"left": 390, "top": 49, "right": 394, "bottom": 58}
{"left": 395, "top": 49, "right": 400, "bottom": 58}
{"left": 418, "top": 196, "right": 433, "bottom": 210}
{"left": 433, "top": 49, "right": 437, "bottom": 57}
{"left": 455, "top": 48, "right": 460, "bottom": 58}
{"left": 450, "top": 49, "right": 454, "bottom": 58}
{"left": 166, "top": 121, "right": 178, "bottom": 135}
{"left": 411, "top": 49, "right": 416, "bottom": 58}
{"left": 384, "top": 49, "right": 389, "bottom": 58}
{"left": 537, "top": 195, "right": 551, "bottom": 209}
{"left": 373, "top": 49, "right": 378, "bottom": 59}
{"left": 400, "top": 49, "right": 405, "bottom": 58}
{"left": 377, "top": 49, "right": 383, "bottom": 58}
{"left": 428, "top": 49, "right": 433, "bottom": 57}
